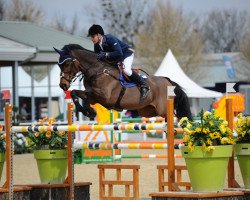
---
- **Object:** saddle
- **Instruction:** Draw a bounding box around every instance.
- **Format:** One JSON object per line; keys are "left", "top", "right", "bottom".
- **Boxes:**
{"left": 117, "top": 63, "right": 147, "bottom": 87}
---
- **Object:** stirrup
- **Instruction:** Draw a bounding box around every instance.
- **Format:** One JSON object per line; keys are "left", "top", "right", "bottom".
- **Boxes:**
{"left": 140, "top": 87, "right": 149, "bottom": 100}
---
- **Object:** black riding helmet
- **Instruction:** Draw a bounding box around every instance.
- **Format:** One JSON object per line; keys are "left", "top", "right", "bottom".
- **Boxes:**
{"left": 87, "top": 24, "right": 104, "bottom": 36}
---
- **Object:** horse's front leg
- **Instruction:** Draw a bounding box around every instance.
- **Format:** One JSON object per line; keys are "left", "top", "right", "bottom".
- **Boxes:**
{"left": 70, "top": 90, "right": 96, "bottom": 119}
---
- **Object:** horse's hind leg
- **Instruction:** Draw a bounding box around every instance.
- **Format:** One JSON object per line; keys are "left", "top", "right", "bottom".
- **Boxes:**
{"left": 71, "top": 90, "right": 96, "bottom": 119}
{"left": 137, "top": 105, "right": 158, "bottom": 117}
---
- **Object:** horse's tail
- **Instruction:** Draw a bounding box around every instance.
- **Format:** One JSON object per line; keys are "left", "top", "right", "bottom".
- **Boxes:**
{"left": 165, "top": 78, "right": 192, "bottom": 121}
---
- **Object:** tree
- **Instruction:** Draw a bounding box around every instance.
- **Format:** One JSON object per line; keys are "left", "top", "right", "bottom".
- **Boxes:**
{"left": 135, "top": 1, "right": 204, "bottom": 75}
{"left": 4, "top": 0, "right": 44, "bottom": 23}
{"left": 202, "top": 9, "right": 249, "bottom": 53}
{"left": 240, "top": 20, "right": 250, "bottom": 60}
{"left": 100, "top": 0, "right": 150, "bottom": 46}
{"left": 0, "top": 0, "right": 4, "bottom": 20}
{"left": 52, "top": 13, "right": 79, "bottom": 35}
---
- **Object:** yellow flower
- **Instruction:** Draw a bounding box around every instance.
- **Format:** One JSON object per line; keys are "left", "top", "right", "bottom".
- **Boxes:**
{"left": 237, "top": 113, "right": 243, "bottom": 118}
{"left": 207, "top": 138, "right": 212, "bottom": 145}
{"left": 186, "top": 123, "right": 192, "bottom": 129}
{"left": 207, "top": 146, "right": 215, "bottom": 152}
{"left": 188, "top": 142, "right": 194, "bottom": 152}
{"left": 46, "top": 131, "right": 52, "bottom": 138}
{"left": 48, "top": 118, "right": 56, "bottom": 124}
{"left": 179, "top": 117, "right": 188, "bottom": 125}
{"left": 219, "top": 125, "right": 226, "bottom": 134}
{"left": 203, "top": 111, "right": 212, "bottom": 119}
{"left": 209, "top": 132, "right": 220, "bottom": 139}
{"left": 202, "top": 128, "right": 210, "bottom": 134}
{"left": 247, "top": 117, "right": 250, "bottom": 126}
{"left": 183, "top": 134, "right": 190, "bottom": 142}
{"left": 34, "top": 132, "right": 40, "bottom": 137}
{"left": 222, "top": 121, "right": 228, "bottom": 126}
{"left": 194, "top": 127, "right": 201, "bottom": 133}
{"left": 59, "top": 131, "right": 65, "bottom": 136}
{"left": 221, "top": 137, "right": 229, "bottom": 144}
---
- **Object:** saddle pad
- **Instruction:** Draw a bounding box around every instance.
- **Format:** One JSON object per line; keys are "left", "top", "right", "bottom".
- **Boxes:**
{"left": 119, "top": 72, "right": 147, "bottom": 88}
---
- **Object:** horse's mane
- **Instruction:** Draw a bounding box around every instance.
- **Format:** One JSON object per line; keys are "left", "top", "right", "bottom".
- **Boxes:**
{"left": 62, "top": 44, "right": 116, "bottom": 69}
{"left": 62, "top": 44, "right": 96, "bottom": 57}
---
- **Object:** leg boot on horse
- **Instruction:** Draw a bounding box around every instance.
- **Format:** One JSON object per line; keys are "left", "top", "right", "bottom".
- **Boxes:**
{"left": 129, "top": 71, "right": 150, "bottom": 100}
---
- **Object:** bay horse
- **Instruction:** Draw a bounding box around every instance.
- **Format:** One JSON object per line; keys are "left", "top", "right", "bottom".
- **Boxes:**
{"left": 54, "top": 44, "right": 192, "bottom": 120}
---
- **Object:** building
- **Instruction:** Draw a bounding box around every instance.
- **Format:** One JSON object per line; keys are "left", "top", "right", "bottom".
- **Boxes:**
{"left": 0, "top": 21, "right": 93, "bottom": 121}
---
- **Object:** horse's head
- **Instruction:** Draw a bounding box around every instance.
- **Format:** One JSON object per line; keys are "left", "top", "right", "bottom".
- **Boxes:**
{"left": 54, "top": 46, "right": 81, "bottom": 91}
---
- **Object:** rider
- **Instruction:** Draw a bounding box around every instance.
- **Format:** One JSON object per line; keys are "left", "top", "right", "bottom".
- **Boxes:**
{"left": 87, "top": 24, "right": 149, "bottom": 100}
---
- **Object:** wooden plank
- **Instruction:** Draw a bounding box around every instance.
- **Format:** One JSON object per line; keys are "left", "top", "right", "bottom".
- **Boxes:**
{"left": 167, "top": 99, "right": 178, "bottom": 191}
{"left": 117, "top": 168, "right": 121, "bottom": 181}
{"left": 98, "top": 164, "right": 140, "bottom": 169}
{"left": 125, "top": 185, "right": 130, "bottom": 197}
{"left": 102, "top": 180, "right": 134, "bottom": 185}
{"left": 133, "top": 168, "right": 139, "bottom": 199}
{"left": 149, "top": 191, "right": 244, "bottom": 198}
{"left": 99, "top": 168, "right": 105, "bottom": 199}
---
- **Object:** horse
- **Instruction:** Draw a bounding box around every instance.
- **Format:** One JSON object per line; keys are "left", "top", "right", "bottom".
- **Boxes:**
{"left": 54, "top": 44, "right": 192, "bottom": 120}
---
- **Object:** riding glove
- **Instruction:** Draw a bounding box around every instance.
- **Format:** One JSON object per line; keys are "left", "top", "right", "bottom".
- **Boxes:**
{"left": 98, "top": 51, "right": 106, "bottom": 60}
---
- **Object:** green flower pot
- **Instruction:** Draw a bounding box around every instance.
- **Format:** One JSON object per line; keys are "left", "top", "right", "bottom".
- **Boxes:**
{"left": 0, "top": 152, "right": 5, "bottom": 181}
{"left": 34, "top": 149, "right": 68, "bottom": 184}
{"left": 234, "top": 143, "right": 250, "bottom": 188}
{"left": 181, "top": 145, "right": 232, "bottom": 192}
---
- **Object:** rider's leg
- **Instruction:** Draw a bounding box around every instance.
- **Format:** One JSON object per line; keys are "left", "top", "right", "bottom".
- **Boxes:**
{"left": 123, "top": 55, "right": 149, "bottom": 100}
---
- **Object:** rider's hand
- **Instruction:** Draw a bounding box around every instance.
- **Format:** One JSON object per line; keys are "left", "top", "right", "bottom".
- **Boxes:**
{"left": 98, "top": 51, "right": 106, "bottom": 60}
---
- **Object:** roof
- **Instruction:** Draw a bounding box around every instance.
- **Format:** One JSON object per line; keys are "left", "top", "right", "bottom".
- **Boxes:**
{"left": 0, "top": 21, "right": 93, "bottom": 65}
{"left": 154, "top": 49, "right": 223, "bottom": 98}
{"left": 0, "top": 36, "right": 36, "bottom": 61}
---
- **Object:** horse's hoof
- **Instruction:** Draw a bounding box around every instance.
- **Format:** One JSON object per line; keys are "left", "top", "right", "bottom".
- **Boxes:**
{"left": 89, "top": 109, "right": 97, "bottom": 118}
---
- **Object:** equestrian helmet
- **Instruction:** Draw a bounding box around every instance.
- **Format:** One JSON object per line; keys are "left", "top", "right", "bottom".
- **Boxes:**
{"left": 88, "top": 24, "right": 104, "bottom": 36}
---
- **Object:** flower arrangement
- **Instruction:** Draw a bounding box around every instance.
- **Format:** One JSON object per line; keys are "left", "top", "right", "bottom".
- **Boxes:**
{"left": 179, "top": 110, "right": 234, "bottom": 152}
{"left": 235, "top": 113, "right": 250, "bottom": 143}
{"left": 26, "top": 117, "right": 67, "bottom": 150}
{"left": 0, "top": 125, "right": 6, "bottom": 152}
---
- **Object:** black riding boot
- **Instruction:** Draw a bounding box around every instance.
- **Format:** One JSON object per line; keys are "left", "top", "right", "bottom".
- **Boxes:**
{"left": 129, "top": 71, "right": 150, "bottom": 100}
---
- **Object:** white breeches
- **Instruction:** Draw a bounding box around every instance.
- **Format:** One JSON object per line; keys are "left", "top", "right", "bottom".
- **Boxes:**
{"left": 122, "top": 53, "right": 134, "bottom": 76}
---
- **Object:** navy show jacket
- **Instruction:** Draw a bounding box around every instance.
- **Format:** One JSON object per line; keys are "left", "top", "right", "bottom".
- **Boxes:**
{"left": 94, "top": 34, "right": 133, "bottom": 62}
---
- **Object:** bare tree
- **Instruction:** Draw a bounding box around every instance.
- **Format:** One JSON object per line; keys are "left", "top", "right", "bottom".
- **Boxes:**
{"left": 4, "top": 0, "right": 44, "bottom": 23}
{"left": 100, "top": 0, "right": 151, "bottom": 46}
{"left": 203, "top": 9, "right": 249, "bottom": 53}
{"left": 135, "top": 1, "right": 204, "bottom": 75}
{"left": 52, "top": 14, "right": 79, "bottom": 35}
{"left": 0, "top": 0, "right": 5, "bottom": 20}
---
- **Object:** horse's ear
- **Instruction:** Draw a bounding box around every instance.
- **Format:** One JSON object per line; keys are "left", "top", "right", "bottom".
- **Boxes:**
{"left": 53, "top": 47, "right": 63, "bottom": 55}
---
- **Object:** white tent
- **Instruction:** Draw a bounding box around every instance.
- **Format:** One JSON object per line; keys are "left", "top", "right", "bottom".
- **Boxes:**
{"left": 154, "top": 49, "right": 223, "bottom": 98}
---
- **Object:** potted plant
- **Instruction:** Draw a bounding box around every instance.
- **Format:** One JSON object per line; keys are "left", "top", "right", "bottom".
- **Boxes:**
{"left": 0, "top": 124, "right": 5, "bottom": 180}
{"left": 234, "top": 113, "right": 250, "bottom": 188}
{"left": 179, "top": 110, "right": 234, "bottom": 192}
{"left": 26, "top": 117, "right": 68, "bottom": 184}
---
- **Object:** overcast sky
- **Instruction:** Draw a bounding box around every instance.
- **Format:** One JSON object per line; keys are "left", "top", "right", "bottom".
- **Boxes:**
{"left": 5, "top": 0, "right": 250, "bottom": 32}
{"left": 6, "top": 0, "right": 250, "bottom": 34}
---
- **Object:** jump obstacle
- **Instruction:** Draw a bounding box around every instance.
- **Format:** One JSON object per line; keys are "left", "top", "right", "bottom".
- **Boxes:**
{"left": 2, "top": 98, "right": 249, "bottom": 199}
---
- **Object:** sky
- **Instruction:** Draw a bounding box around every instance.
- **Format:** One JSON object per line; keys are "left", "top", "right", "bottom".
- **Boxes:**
{"left": 22, "top": 0, "right": 250, "bottom": 34}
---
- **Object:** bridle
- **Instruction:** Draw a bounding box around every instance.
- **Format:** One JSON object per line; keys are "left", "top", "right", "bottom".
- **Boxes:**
{"left": 59, "top": 58, "right": 84, "bottom": 84}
